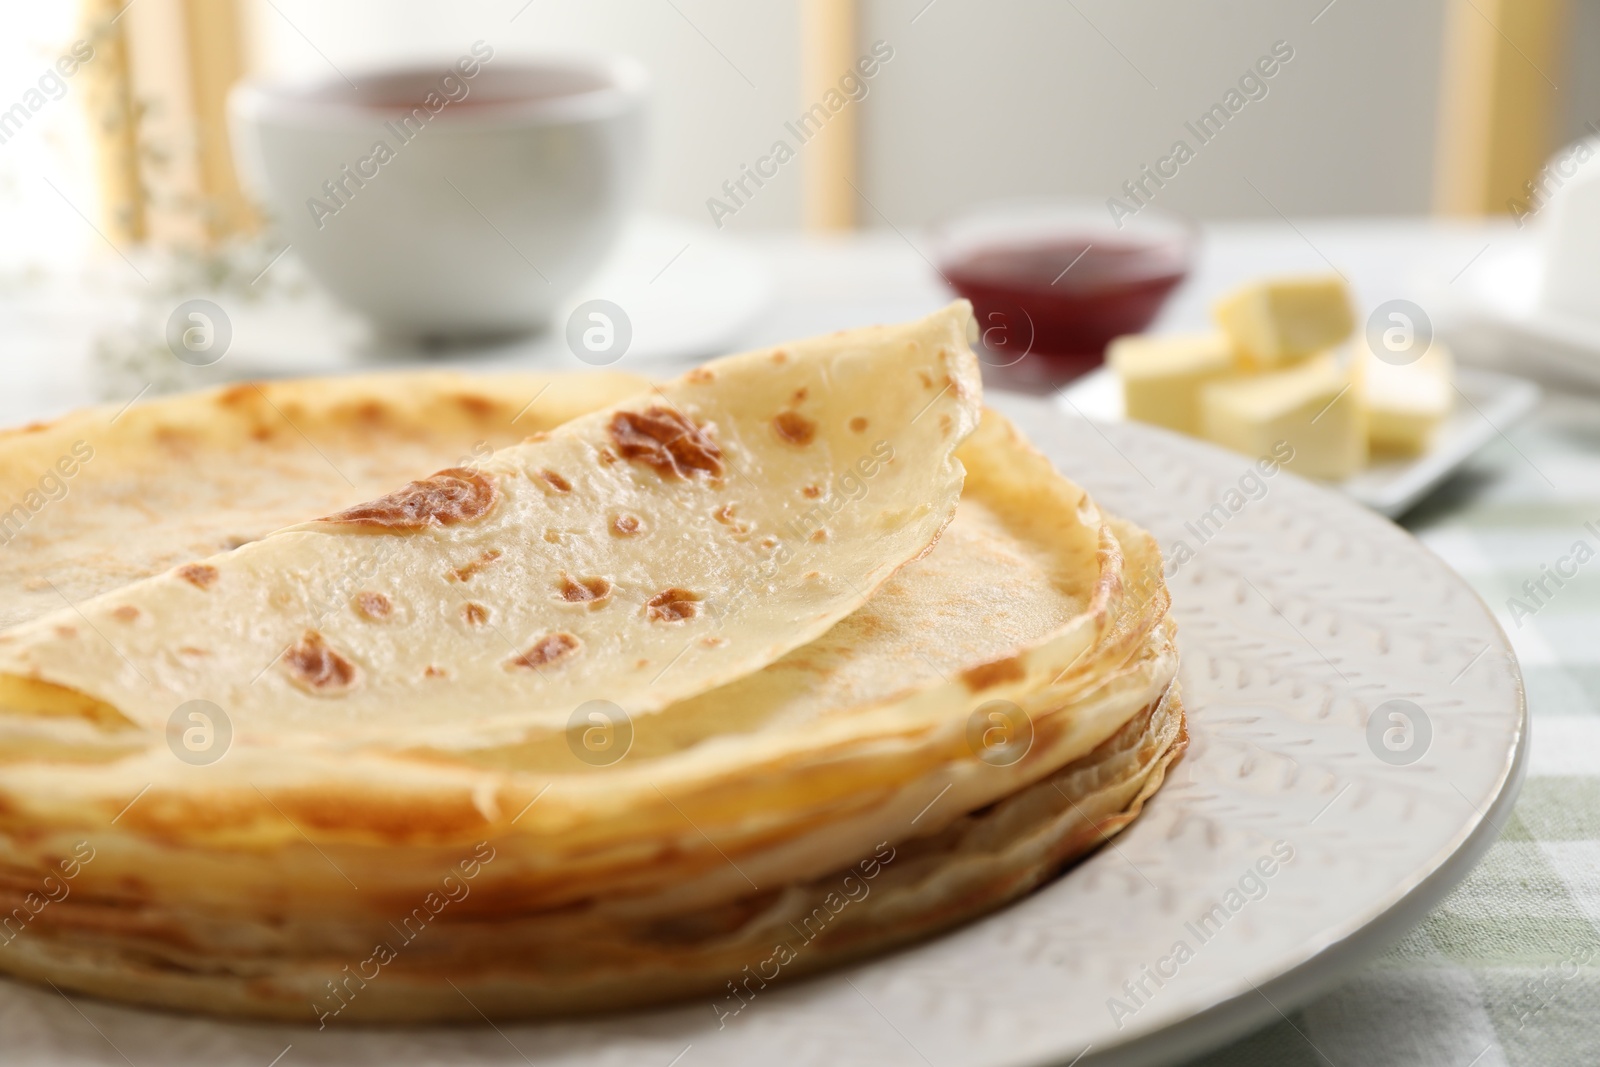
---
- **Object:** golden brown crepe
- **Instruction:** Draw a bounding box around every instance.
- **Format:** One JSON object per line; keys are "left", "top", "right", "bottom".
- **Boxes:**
{"left": 0, "top": 305, "right": 983, "bottom": 752}
{"left": 0, "top": 369, "right": 649, "bottom": 629}
{"left": 0, "top": 305, "right": 1183, "bottom": 1024}
{"left": 0, "top": 411, "right": 1174, "bottom": 912}
{"left": 0, "top": 689, "right": 1184, "bottom": 1023}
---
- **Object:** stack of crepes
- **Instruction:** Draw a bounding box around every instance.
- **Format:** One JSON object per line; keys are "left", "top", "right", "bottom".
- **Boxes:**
{"left": 0, "top": 303, "right": 1183, "bottom": 1024}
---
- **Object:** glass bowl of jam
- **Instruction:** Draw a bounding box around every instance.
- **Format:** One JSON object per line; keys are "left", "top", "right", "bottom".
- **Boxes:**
{"left": 932, "top": 198, "right": 1197, "bottom": 389}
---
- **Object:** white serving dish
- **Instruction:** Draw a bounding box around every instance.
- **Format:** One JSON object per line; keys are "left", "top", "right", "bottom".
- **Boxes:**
{"left": 1057, "top": 366, "right": 1541, "bottom": 518}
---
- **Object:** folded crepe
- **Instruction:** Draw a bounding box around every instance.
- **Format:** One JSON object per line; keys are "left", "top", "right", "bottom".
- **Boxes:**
{"left": 0, "top": 369, "right": 649, "bottom": 630}
{"left": 0, "top": 305, "right": 982, "bottom": 751}
{"left": 0, "top": 304, "right": 1185, "bottom": 1023}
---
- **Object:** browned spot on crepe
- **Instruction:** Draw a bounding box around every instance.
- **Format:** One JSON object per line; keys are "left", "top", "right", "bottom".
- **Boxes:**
{"left": 773, "top": 411, "right": 816, "bottom": 446}
{"left": 353, "top": 400, "right": 387, "bottom": 424}
{"left": 611, "top": 514, "right": 642, "bottom": 536}
{"left": 558, "top": 575, "right": 612, "bottom": 605}
{"left": 354, "top": 591, "right": 392, "bottom": 620}
{"left": 462, "top": 603, "right": 490, "bottom": 626}
{"left": 176, "top": 563, "right": 219, "bottom": 589}
{"left": 609, "top": 408, "right": 724, "bottom": 480}
{"left": 454, "top": 394, "right": 496, "bottom": 419}
{"left": 283, "top": 631, "right": 359, "bottom": 694}
{"left": 713, "top": 502, "right": 751, "bottom": 536}
{"left": 110, "top": 605, "right": 139, "bottom": 622}
{"left": 505, "top": 632, "right": 581, "bottom": 670}
{"left": 539, "top": 469, "right": 572, "bottom": 493}
{"left": 962, "top": 654, "right": 1026, "bottom": 692}
{"left": 215, "top": 383, "right": 260, "bottom": 407}
{"left": 321, "top": 468, "right": 497, "bottom": 530}
{"left": 849, "top": 416, "right": 868, "bottom": 432}
{"left": 450, "top": 549, "right": 503, "bottom": 582}
{"left": 646, "top": 587, "right": 701, "bottom": 622}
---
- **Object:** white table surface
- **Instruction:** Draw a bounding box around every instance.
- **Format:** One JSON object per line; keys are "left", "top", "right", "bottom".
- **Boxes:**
{"left": 0, "top": 216, "right": 1528, "bottom": 424}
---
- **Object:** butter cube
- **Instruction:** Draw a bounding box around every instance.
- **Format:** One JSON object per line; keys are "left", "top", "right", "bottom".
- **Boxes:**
{"left": 1109, "top": 333, "right": 1239, "bottom": 435}
{"left": 1213, "top": 275, "right": 1355, "bottom": 368}
{"left": 1200, "top": 353, "right": 1366, "bottom": 480}
{"left": 1356, "top": 338, "right": 1453, "bottom": 455}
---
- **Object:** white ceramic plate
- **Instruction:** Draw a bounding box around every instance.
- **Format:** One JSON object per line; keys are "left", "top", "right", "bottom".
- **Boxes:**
{"left": 1, "top": 395, "right": 1525, "bottom": 1067}
{"left": 1057, "top": 366, "right": 1541, "bottom": 518}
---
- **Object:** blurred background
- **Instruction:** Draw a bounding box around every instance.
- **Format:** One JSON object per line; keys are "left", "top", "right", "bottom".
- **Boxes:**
{"left": 3, "top": 0, "right": 1592, "bottom": 493}
{"left": 7, "top": 0, "right": 1596, "bottom": 248}
{"left": 3, "top": 0, "right": 1595, "bottom": 412}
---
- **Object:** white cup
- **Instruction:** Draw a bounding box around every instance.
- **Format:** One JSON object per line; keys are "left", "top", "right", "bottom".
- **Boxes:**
{"left": 1537, "top": 136, "right": 1600, "bottom": 325}
{"left": 230, "top": 51, "right": 648, "bottom": 340}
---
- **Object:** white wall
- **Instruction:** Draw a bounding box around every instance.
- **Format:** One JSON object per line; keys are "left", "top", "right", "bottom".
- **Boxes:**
{"left": 0, "top": 5, "right": 100, "bottom": 271}
{"left": 242, "top": 0, "right": 1586, "bottom": 231}
{"left": 859, "top": 0, "right": 1446, "bottom": 223}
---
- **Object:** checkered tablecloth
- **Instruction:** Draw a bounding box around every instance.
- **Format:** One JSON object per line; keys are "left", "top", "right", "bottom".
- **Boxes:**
{"left": 1184, "top": 394, "right": 1600, "bottom": 1066}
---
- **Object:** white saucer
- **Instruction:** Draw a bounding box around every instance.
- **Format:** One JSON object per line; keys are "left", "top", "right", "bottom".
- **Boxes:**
{"left": 1057, "top": 366, "right": 1541, "bottom": 518}
{"left": 1442, "top": 244, "right": 1600, "bottom": 391}
{"left": 217, "top": 215, "right": 773, "bottom": 377}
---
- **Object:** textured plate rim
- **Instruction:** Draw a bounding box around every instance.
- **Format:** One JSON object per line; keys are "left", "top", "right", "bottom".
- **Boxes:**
{"left": 988, "top": 393, "right": 1528, "bottom": 1067}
